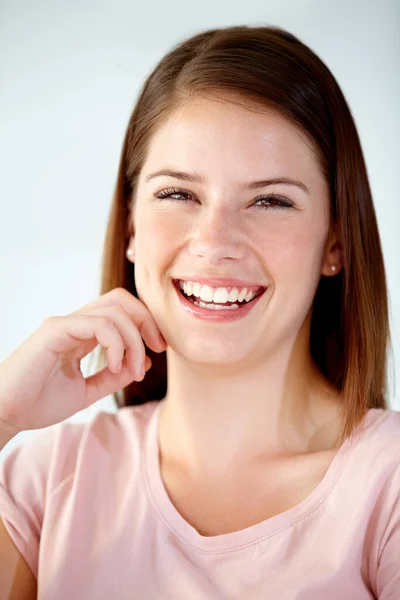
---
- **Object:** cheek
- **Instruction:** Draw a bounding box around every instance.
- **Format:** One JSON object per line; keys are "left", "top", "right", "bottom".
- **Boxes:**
{"left": 256, "top": 221, "right": 326, "bottom": 280}
{"left": 133, "top": 211, "right": 182, "bottom": 295}
{"left": 136, "top": 211, "right": 180, "bottom": 256}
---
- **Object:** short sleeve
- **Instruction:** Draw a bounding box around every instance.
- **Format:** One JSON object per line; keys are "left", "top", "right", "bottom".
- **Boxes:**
{"left": 0, "top": 427, "right": 56, "bottom": 578}
{"left": 375, "top": 464, "right": 400, "bottom": 599}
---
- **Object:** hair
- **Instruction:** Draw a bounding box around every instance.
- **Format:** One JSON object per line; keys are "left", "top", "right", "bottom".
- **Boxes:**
{"left": 89, "top": 24, "right": 393, "bottom": 448}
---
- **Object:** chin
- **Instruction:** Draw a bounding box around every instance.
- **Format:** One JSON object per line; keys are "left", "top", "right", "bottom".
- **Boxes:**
{"left": 174, "top": 335, "right": 249, "bottom": 365}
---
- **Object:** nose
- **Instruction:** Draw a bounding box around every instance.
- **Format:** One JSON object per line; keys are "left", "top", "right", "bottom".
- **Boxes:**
{"left": 188, "top": 205, "right": 246, "bottom": 264}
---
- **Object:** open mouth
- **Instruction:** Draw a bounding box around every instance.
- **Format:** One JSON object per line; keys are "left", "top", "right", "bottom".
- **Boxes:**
{"left": 172, "top": 280, "right": 266, "bottom": 310}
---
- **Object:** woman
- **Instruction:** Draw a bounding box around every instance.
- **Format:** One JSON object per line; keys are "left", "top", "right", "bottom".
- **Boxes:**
{"left": 0, "top": 24, "right": 399, "bottom": 599}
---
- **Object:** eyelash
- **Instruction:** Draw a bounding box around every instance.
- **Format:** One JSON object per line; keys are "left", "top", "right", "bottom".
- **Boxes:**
{"left": 154, "top": 187, "right": 294, "bottom": 210}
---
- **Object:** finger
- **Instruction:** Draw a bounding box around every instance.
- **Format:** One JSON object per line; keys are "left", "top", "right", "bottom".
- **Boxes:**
{"left": 76, "top": 306, "right": 147, "bottom": 379}
{"left": 84, "top": 352, "right": 153, "bottom": 407}
{"left": 47, "top": 314, "right": 125, "bottom": 375}
{"left": 139, "top": 320, "right": 167, "bottom": 353}
{"left": 84, "top": 360, "right": 139, "bottom": 406}
{"left": 72, "top": 288, "right": 167, "bottom": 353}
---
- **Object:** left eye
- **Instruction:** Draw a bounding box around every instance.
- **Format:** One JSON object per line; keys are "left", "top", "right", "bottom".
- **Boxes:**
{"left": 253, "top": 194, "right": 293, "bottom": 210}
{"left": 154, "top": 188, "right": 293, "bottom": 210}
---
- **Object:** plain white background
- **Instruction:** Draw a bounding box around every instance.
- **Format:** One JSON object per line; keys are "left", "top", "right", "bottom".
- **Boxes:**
{"left": 1, "top": 0, "right": 399, "bottom": 461}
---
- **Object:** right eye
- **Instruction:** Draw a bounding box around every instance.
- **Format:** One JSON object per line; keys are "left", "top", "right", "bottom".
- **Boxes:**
{"left": 154, "top": 188, "right": 198, "bottom": 202}
{"left": 154, "top": 187, "right": 196, "bottom": 202}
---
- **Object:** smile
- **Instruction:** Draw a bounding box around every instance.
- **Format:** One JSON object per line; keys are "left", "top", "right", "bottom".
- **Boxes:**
{"left": 172, "top": 279, "right": 267, "bottom": 322}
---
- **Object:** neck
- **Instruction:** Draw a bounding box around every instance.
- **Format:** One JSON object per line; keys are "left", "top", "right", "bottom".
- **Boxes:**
{"left": 158, "top": 346, "right": 342, "bottom": 480}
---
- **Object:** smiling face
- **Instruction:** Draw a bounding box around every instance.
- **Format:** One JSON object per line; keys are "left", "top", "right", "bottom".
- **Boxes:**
{"left": 127, "top": 96, "right": 340, "bottom": 368}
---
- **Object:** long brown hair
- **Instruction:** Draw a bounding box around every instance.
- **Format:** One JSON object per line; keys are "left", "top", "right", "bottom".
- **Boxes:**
{"left": 90, "top": 25, "right": 392, "bottom": 447}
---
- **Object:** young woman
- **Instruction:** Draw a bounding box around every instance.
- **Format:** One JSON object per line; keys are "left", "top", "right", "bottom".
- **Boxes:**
{"left": 0, "top": 24, "right": 398, "bottom": 599}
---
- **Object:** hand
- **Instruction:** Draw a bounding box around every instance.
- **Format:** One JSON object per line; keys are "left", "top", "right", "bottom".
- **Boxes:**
{"left": 0, "top": 287, "right": 167, "bottom": 435}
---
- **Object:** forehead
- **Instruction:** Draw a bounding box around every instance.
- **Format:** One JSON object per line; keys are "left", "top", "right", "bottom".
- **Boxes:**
{"left": 142, "top": 97, "right": 321, "bottom": 183}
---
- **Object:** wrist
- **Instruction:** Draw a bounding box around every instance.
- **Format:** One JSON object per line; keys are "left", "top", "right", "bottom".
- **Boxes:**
{"left": 0, "top": 416, "right": 19, "bottom": 451}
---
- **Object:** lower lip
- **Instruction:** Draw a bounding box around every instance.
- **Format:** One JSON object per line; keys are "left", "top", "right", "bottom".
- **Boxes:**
{"left": 173, "top": 282, "right": 266, "bottom": 322}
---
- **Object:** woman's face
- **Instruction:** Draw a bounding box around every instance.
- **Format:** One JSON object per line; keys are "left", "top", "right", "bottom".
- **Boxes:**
{"left": 129, "top": 97, "right": 338, "bottom": 367}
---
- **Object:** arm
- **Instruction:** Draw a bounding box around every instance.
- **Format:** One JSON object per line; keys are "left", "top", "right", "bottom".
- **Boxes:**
{"left": 0, "top": 425, "right": 37, "bottom": 599}
{"left": 0, "top": 431, "right": 15, "bottom": 454}
{"left": 0, "top": 417, "right": 18, "bottom": 453}
{"left": 375, "top": 466, "right": 400, "bottom": 599}
{"left": 0, "top": 516, "right": 37, "bottom": 600}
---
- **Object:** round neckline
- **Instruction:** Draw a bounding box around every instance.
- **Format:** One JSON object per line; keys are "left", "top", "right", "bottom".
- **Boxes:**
{"left": 143, "top": 400, "right": 387, "bottom": 554}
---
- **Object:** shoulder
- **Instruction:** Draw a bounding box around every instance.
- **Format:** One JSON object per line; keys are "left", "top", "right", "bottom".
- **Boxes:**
{"left": 353, "top": 408, "right": 400, "bottom": 463}
{"left": 361, "top": 407, "right": 400, "bottom": 447}
{"left": 360, "top": 409, "right": 400, "bottom": 597}
{"left": 347, "top": 408, "right": 400, "bottom": 506}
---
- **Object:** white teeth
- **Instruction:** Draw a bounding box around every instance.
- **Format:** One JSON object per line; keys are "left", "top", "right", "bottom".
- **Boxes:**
{"left": 196, "top": 301, "right": 239, "bottom": 310}
{"left": 228, "top": 288, "right": 239, "bottom": 302}
{"left": 237, "top": 288, "right": 247, "bottom": 302}
{"left": 213, "top": 288, "right": 230, "bottom": 303}
{"left": 199, "top": 285, "right": 214, "bottom": 303}
{"left": 193, "top": 282, "right": 202, "bottom": 297}
{"left": 178, "top": 280, "right": 257, "bottom": 304}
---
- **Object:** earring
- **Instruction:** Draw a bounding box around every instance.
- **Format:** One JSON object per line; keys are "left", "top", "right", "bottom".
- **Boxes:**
{"left": 330, "top": 265, "right": 337, "bottom": 272}
{"left": 127, "top": 249, "right": 134, "bottom": 257}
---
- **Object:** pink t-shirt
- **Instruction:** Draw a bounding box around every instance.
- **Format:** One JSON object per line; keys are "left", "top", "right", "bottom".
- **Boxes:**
{"left": 1, "top": 399, "right": 400, "bottom": 599}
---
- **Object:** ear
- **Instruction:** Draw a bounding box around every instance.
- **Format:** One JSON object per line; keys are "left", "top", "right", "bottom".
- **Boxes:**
{"left": 321, "top": 226, "right": 343, "bottom": 277}
{"left": 125, "top": 218, "right": 135, "bottom": 262}
{"left": 125, "top": 235, "right": 135, "bottom": 261}
{"left": 126, "top": 203, "right": 136, "bottom": 262}
{"left": 125, "top": 204, "right": 135, "bottom": 262}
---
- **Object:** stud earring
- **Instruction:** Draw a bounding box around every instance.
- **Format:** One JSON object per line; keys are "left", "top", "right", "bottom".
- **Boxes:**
{"left": 127, "top": 249, "right": 134, "bottom": 257}
{"left": 330, "top": 265, "right": 337, "bottom": 272}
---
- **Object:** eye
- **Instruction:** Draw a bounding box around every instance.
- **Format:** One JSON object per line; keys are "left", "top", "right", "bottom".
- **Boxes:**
{"left": 154, "top": 188, "right": 293, "bottom": 210}
{"left": 253, "top": 193, "right": 293, "bottom": 210}
{"left": 154, "top": 187, "right": 196, "bottom": 202}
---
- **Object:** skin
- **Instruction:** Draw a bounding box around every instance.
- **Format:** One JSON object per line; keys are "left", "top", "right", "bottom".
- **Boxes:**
{"left": 126, "top": 95, "right": 343, "bottom": 483}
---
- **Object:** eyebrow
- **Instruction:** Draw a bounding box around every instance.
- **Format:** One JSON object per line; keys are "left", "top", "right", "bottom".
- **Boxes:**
{"left": 145, "top": 169, "right": 309, "bottom": 194}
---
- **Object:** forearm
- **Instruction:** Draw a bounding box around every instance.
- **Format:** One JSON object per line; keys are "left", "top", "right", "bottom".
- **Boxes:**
{"left": 0, "top": 418, "right": 17, "bottom": 452}
{"left": 0, "top": 430, "right": 15, "bottom": 452}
